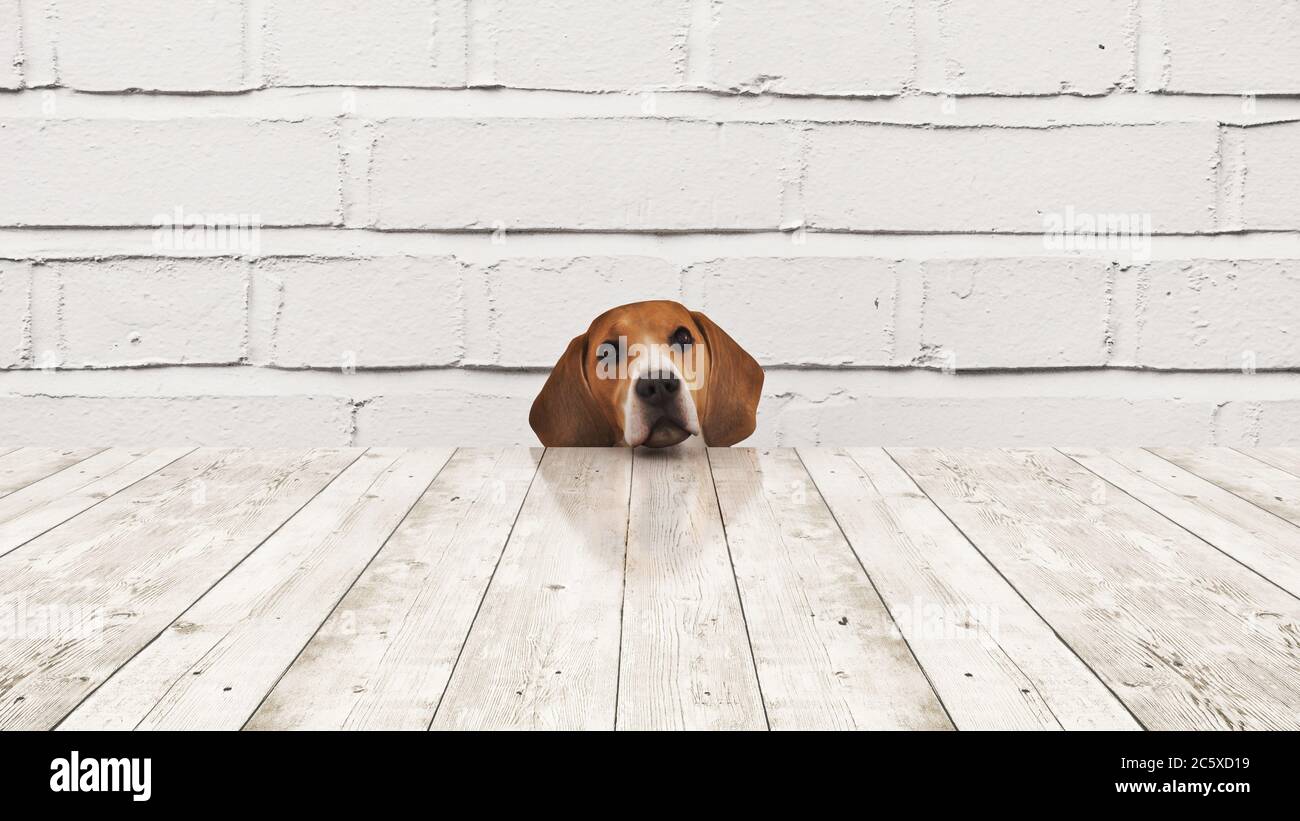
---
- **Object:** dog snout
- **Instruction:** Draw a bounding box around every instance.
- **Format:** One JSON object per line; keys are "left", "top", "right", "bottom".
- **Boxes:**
{"left": 634, "top": 373, "right": 680, "bottom": 406}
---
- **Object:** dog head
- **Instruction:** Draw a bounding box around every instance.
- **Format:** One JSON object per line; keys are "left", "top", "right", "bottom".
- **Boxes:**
{"left": 529, "top": 300, "right": 763, "bottom": 448}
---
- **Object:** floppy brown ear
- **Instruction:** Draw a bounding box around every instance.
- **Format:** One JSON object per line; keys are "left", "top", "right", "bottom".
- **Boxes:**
{"left": 692, "top": 311, "right": 764, "bottom": 446}
{"left": 529, "top": 334, "right": 619, "bottom": 447}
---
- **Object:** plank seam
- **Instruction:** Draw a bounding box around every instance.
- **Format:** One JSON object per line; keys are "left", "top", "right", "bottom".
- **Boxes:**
{"left": 1228, "top": 447, "right": 1300, "bottom": 485}
{"left": 0, "top": 447, "right": 107, "bottom": 501}
{"left": 1067, "top": 448, "right": 1300, "bottom": 604}
{"left": 1154, "top": 449, "right": 1300, "bottom": 537}
{"left": 142, "top": 450, "right": 419, "bottom": 730}
{"left": 240, "top": 447, "right": 461, "bottom": 729}
{"left": 0, "top": 448, "right": 198, "bottom": 560}
{"left": 48, "top": 447, "right": 370, "bottom": 731}
{"left": 1184, "top": 447, "right": 1300, "bottom": 528}
{"left": 425, "top": 448, "right": 548, "bottom": 729}
{"left": 818, "top": 447, "right": 1071, "bottom": 730}
{"left": 880, "top": 447, "right": 1149, "bottom": 730}
{"left": 703, "top": 448, "right": 772, "bottom": 731}
{"left": 996, "top": 645, "right": 1066, "bottom": 731}
{"left": 613, "top": 447, "right": 634, "bottom": 730}
{"left": 795, "top": 448, "right": 958, "bottom": 730}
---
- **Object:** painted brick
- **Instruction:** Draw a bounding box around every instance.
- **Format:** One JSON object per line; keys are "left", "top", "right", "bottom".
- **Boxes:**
{"left": 265, "top": 0, "right": 466, "bottom": 87}
{"left": 487, "top": 0, "right": 688, "bottom": 90}
{"left": 54, "top": 0, "right": 247, "bottom": 91}
{"left": 710, "top": 0, "right": 911, "bottom": 95}
{"left": 0, "top": 0, "right": 20, "bottom": 89}
{"left": 1253, "top": 402, "right": 1300, "bottom": 446}
{"left": 368, "top": 119, "right": 785, "bottom": 230}
{"left": 0, "top": 2, "right": 1298, "bottom": 450}
{"left": 0, "top": 395, "right": 353, "bottom": 446}
{"left": 1160, "top": 0, "right": 1300, "bottom": 93}
{"left": 1138, "top": 260, "right": 1300, "bottom": 370}
{"left": 56, "top": 258, "right": 247, "bottom": 367}
{"left": 0, "top": 260, "right": 28, "bottom": 367}
{"left": 465, "top": 257, "right": 682, "bottom": 367}
{"left": 356, "top": 388, "right": 542, "bottom": 446}
{"left": 925, "top": 0, "right": 1132, "bottom": 95}
{"left": 1242, "top": 123, "right": 1300, "bottom": 230}
{"left": 919, "top": 258, "right": 1111, "bottom": 369}
{"left": 256, "top": 257, "right": 463, "bottom": 368}
{"left": 0, "top": 119, "right": 339, "bottom": 227}
{"left": 805, "top": 123, "right": 1219, "bottom": 233}
{"left": 683, "top": 257, "right": 894, "bottom": 365}
{"left": 766, "top": 395, "right": 1214, "bottom": 447}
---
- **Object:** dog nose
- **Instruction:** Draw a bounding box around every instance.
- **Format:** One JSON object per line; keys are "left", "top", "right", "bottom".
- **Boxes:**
{"left": 634, "top": 373, "right": 680, "bottom": 406}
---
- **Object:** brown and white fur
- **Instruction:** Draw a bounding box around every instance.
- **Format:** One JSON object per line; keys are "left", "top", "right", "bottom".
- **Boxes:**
{"left": 529, "top": 300, "right": 763, "bottom": 448}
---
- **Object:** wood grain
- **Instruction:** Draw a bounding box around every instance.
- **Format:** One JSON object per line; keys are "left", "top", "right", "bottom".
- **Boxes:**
{"left": 617, "top": 447, "right": 765, "bottom": 730}
{"left": 0, "top": 448, "right": 192, "bottom": 558}
{"left": 61, "top": 448, "right": 454, "bottom": 731}
{"left": 0, "top": 448, "right": 102, "bottom": 499}
{"left": 1063, "top": 447, "right": 1300, "bottom": 597}
{"left": 1153, "top": 447, "right": 1300, "bottom": 528}
{"left": 801, "top": 447, "right": 1138, "bottom": 730}
{"left": 1239, "top": 448, "right": 1300, "bottom": 481}
{"left": 432, "top": 448, "right": 632, "bottom": 730}
{"left": 892, "top": 447, "right": 1300, "bottom": 730}
{"left": 707, "top": 447, "right": 951, "bottom": 730}
{"left": 0, "top": 448, "right": 361, "bottom": 730}
{"left": 247, "top": 449, "right": 541, "bottom": 730}
{"left": 2, "top": 445, "right": 1297, "bottom": 731}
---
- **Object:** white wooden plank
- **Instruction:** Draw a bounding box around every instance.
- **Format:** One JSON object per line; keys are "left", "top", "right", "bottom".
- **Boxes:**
{"left": 707, "top": 447, "right": 951, "bottom": 730}
{"left": 61, "top": 448, "right": 454, "bottom": 731}
{"left": 432, "top": 448, "right": 632, "bottom": 730}
{"left": 617, "top": 448, "right": 766, "bottom": 730}
{"left": 801, "top": 447, "right": 1139, "bottom": 730}
{"left": 245, "top": 448, "right": 541, "bottom": 730}
{"left": 1063, "top": 447, "right": 1300, "bottom": 597}
{"left": 0, "top": 447, "right": 360, "bottom": 730}
{"left": 0, "top": 448, "right": 103, "bottom": 498}
{"left": 891, "top": 447, "right": 1300, "bottom": 730}
{"left": 1153, "top": 447, "right": 1300, "bottom": 527}
{"left": 1241, "top": 448, "right": 1300, "bottom": 481}
{"left": 0, "top": 448, "right": 193, "bottom": 558}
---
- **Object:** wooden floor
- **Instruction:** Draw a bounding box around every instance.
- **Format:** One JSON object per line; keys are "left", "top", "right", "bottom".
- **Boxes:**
{"left": 2, "top": 446, "right": 1299, "bottom": 731}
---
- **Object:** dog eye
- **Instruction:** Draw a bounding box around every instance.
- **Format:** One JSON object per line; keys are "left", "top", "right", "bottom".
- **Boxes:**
{"left": 596, "top": 340, "right": 618, "bottom": 362}
{"left": 671, "top": 327, "right": 694, "bottom": 347}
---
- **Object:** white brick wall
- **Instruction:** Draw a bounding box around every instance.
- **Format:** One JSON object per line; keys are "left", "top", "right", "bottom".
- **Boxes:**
{"left": 709, "top": 0, "right": 912, "bottom": 95}
{"left": 1158, "top": 0, "right": 1300, "bottom": 94}
{"left": 55, "top": 258, "right": 247, "bottom": 367}
{"left": 466, "top": 256, "right": 680, "bottom": 367}
{"left": 0, "top": 120, "right": 339, "bottom": 226}
{"left": 1240, "top": 123, "right": 1300, "bottom": 229}
{"left": 922, "top": 0, "right": 1135, "bottom": 95}
{"left": 1138, "top": 260, "right": 1300, "bottom": 370}
{"left": 0, "top": 0, "right": 22, "bottom": 89}
{"left": 804, "top": 124, "right": 1220, "bottom": 232}
{"left": 0, "top": 261, "right": 26, "bottom": 367}
{"left": 253, "top": 257, "right": 464, "bottom": 368}
{"left": 264, "top": 0, "right": 467, "bottom": 87}
{"left": 367, "top": 119, "right": 786, "bottom": 230}
{"left": 51, "top": 0, "right": 248, "bottom": 91}
{"left": 2, "top": 1, "right": 1300, "bottom": 447}
{"left": 683, "top": 258, "right": 895, "bottom": 366}
{"left": 916, "top": 259, "right": 1112, "bottom": 369}
{"left": 0, "top": 395, "right": 354, "bottom": 446}
{"left": 486, "top": 0, "right": 689, "bottom": 91}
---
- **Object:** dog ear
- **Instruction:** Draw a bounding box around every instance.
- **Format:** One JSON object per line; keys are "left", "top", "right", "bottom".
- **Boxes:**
{"left": 529, "top": 333, "right": 620, "bottom": 446}
{"left": 691, "top": 311, "right": 763, "bottom": 446}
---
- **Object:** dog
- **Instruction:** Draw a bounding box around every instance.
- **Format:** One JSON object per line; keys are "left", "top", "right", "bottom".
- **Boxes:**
{"left": 529, "top": 300, "right": 763, "bottom": 448}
